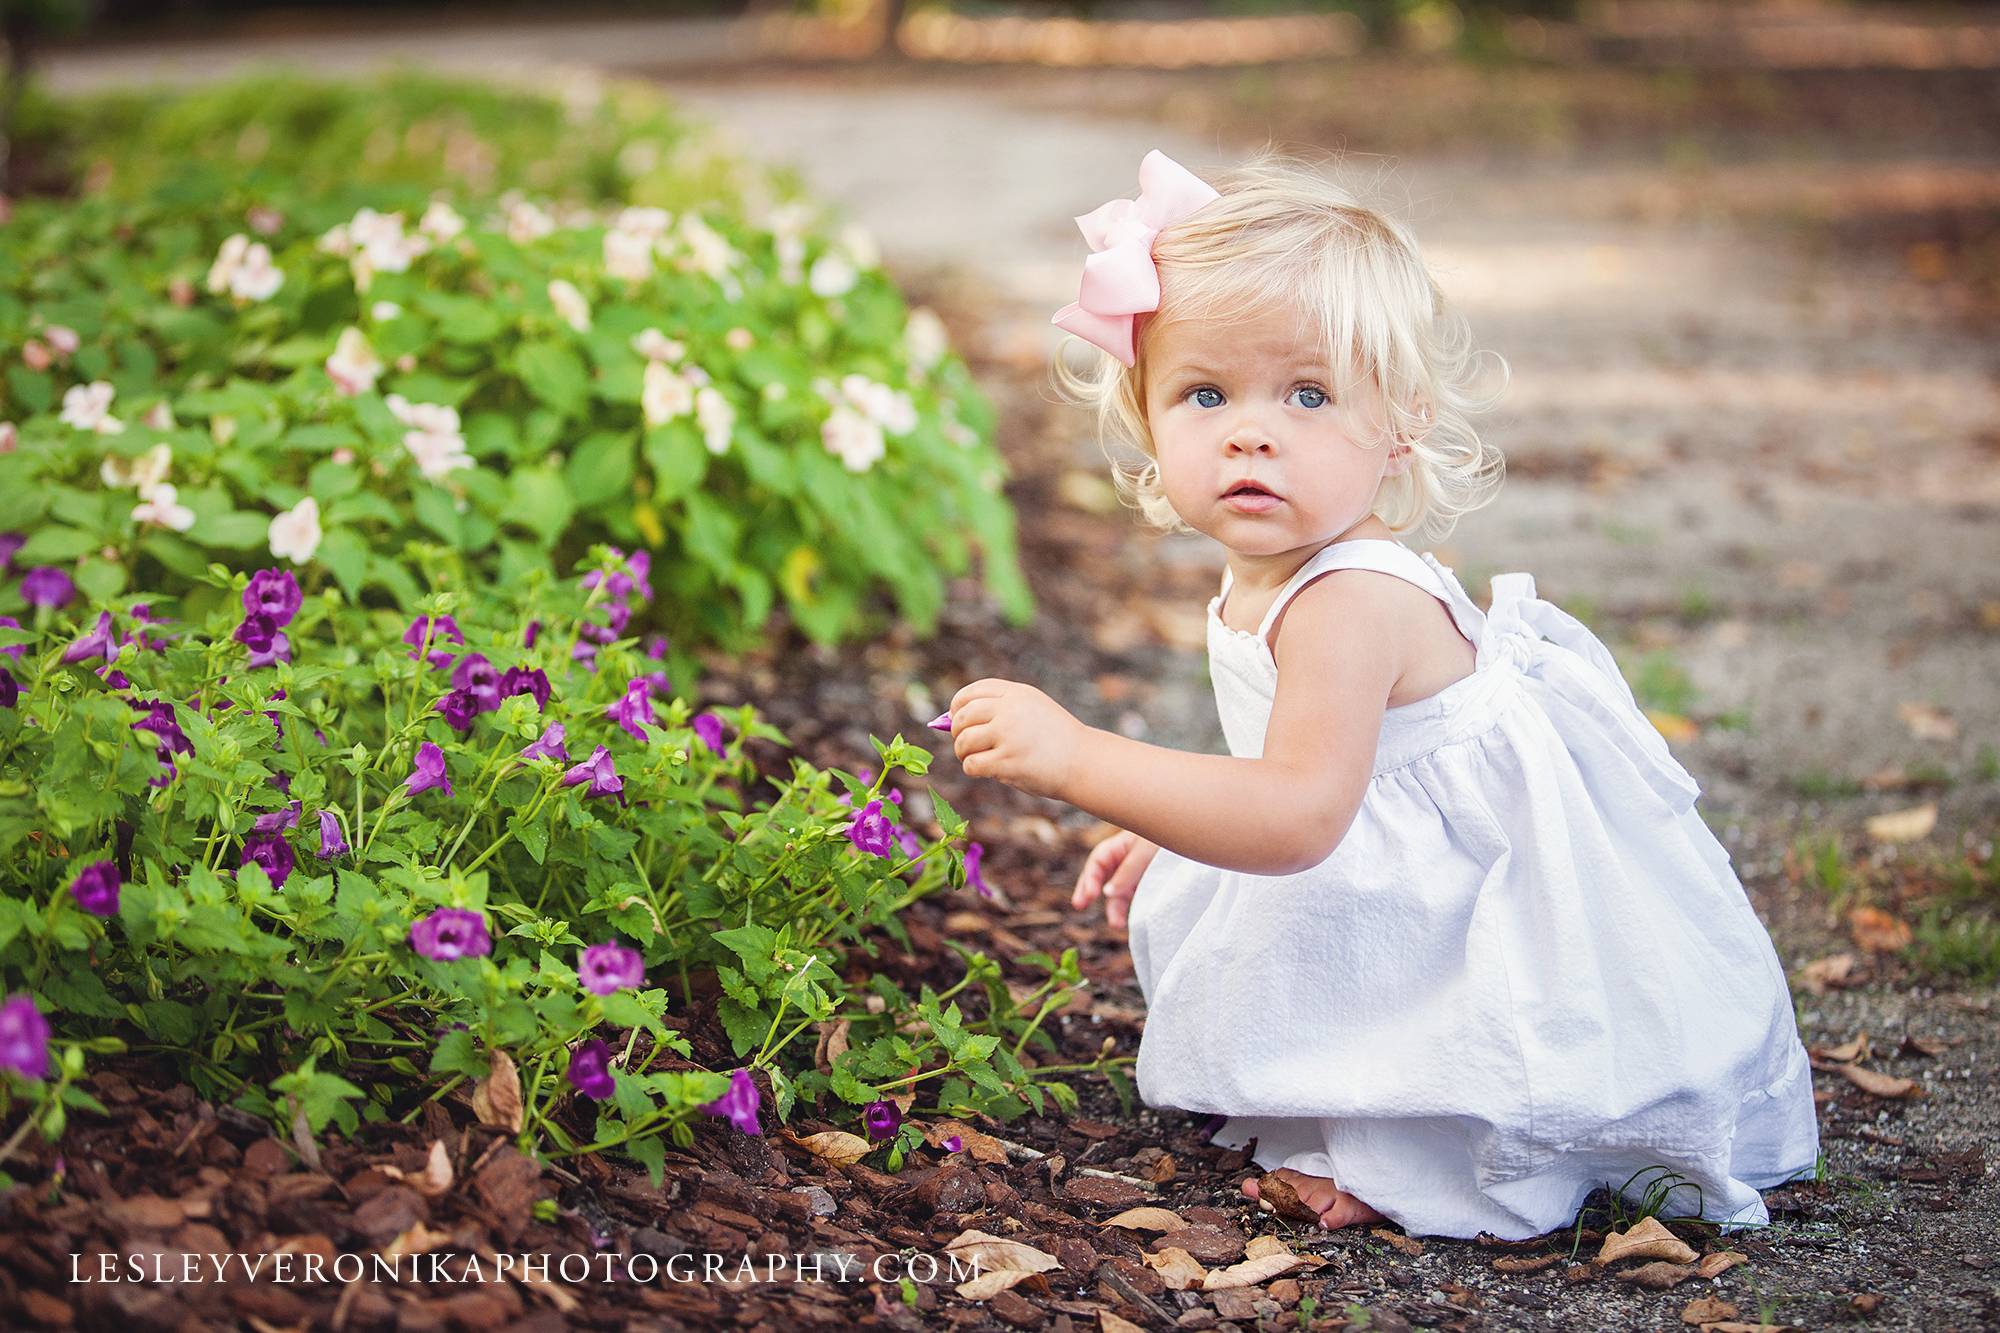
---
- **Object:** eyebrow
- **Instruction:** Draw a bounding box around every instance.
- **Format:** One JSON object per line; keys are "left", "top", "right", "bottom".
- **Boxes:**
{"left": 1159, "top": 363, "right": 1330, "bottom": 382}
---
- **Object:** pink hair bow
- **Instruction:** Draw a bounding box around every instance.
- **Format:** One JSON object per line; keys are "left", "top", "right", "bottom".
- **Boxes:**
{"left": 1051, "top": 149, "right": 1220, "bottom": 368}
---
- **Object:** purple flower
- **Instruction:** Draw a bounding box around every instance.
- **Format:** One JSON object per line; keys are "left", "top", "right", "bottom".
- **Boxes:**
{"left": 60, "top": 612, "right": 116, "bottom": 664}
{"left": 700, "top": 1068, "right": 762, "bottom": 1136}
{"left": 409, "top": 907, "right": 491, "bottom": 962}
{"left": 927, "top": 712, "right": 952, "bottom": 732}
{"left": 522, "top": 619, "right": 541, "bottom": 649}
{"left": 560, "top": 745, "right": 622, "bottom": 798}
{"left": 149, "top": 756, "right": 175, "bottom": 788}
{"left": 0, "top": 533, "right": 24, "bottom": 574}
{"left": 0, "top": 993, "right": 51, "bottom": 1081}
{"left": 605, "top": 678, "right": 655, "bottom": 740}
{"left": 603, "top": 601, "right": 632, "bottom": 636}
{"left": 130, "top": 700, "right": 191, "bottom": 755}
{"left": 521, "top": 722, "right": 569, "bottom": 763}
{"left": 450, "top": 653, "right": 503, "bottom": 711}
{"left": 861, "top": 1099, "right": 903, "bottom": 1142}
{"left": 567, "top": 1039, "right": 616, "bottom": 1100}
{"left": 403, "top": 614, "right": 462, "bottom": 668}
{"left": 316, "top": 809, "right": 348, "bottom": 859}
{"left": 895, "top": 826, "right": 922, "bottom": 858}
{"left": 252, "top": 800, "right": 301, "bottom": 834}
{"left": 578, "top": 941, "right": 645, "bottom": 996}
{"left": 583, "top": 548, "right": 652, "bottom": 605}
{"left": 571, "top": 639, "right": 597, "bottom": 669}
{"left": 240, "top": 831, "right": 295, "bottom": 889}
{"left": 579, "top": 619, "right": 618, "bottom": 646}
{"left": 644, "top": 633, "right": 669, "bottom": 660}
{"left": 639, "top": 669, "right": 671, "bottom": 698}
{"left": 0, "top": 670, "right": 17, "bottom": 709}
{"left": 942, "top": 1134, "right": 964, "bottom": 1154}
{"left": 692, "top": 712, "right": 725, "bottom": 756}
{"left": 234, "top": 612, "right": 280, "bottom": 654}
{"left": 405, "top": 740, "right": 453, "bottom": 797}
{"left": 242, "top": 569, "right": 302, "bottom": 626}
{"left": 500, "top": 666, "right": 550, "bottom": 711}
{"left": 966, "top": 841, "right": 994, "bottom": 901}
{"left": 20, "top": 566, "right": 75, "bottom": 610}
{"left": 69, "top": 861, "right": 120, "bottom": 917}
{"left": 435, "top": 687, "right": 481, "bottom": 733}
{"left": 846, "top": 799, "right": 896, "bottom": 858}
{"left": 247, "top": 630, "right": 291, "bottom": 670}
{"left": 124, "top": 604, "right": 170, "bottom": 653}
{"left": 0, "top": 615, "right": 25, "bottom": 659}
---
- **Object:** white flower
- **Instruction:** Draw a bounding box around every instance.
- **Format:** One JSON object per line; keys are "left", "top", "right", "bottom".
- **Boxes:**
{"left": 247, "top": 205, "right": 284, "bottom": 236}
{"left": 206, "top": 234, "right": 251, "bottom": 294}
{"left": 839, "top": 374, "right": 917, "bottom": 437}
{"left": 676, "top": 213, "right": 735, "bottom": 282}
{"left": 403, "top": 430, "right": 474, "bottom": 481}
{"left": 808, "top": 253, "right": 857, "bottom": 298}
{"left": 506, "top": 199, "right": 556, "bottom": 244}
{"left": 943, "top": 415, "right": 979, "bottom": 449}
{"left": 695, "top": 386, "right": 734, "bottom": 456}
{"left": 616, "top": 206, "right": 672, "bottom": 240}
{"left": 419, "top": 201, "right": 465, "bottom": 243}
{"left": 840, "top": 224, "right": 880, "bottom": 270}
{"left": 385, "top": 393, "right": 472, "bottom": 481}
{"left": 905, "top": 307, "right": 949, "bottom": 374}
{"left": 317, "top": 222, "right": 353, "bottom": 258}
{"left": 229, "top": 242, "right": 285, "bottom": 302}
{"left": 774, "top": 235, "right": 806, "bottom": 285}
{"left": 0, "top": 423, "right": 16, "bottom": 454}
{"left": 326, "top": 328, "right": 383, "bottom": 397}
{"left": 61, "top": 381, "right": 125, "bottom": 435}
{"left": 371, "top": 301, "right": 403, "bottom": 321}
{"left": 547, "top": 279, "right": 591, "bottom": 333}
{"left": 632, "top": 328, "right": 684, "bottom": 363}
{"left": 132, "top": 482, "right": 195, "bottom": 532}
{"left": 44, "top": 325, "right": 79, "bottom": 358}
{"left": 725, "top": 327, "right": 753, "bottom": 352}
{"left": 767, "top": 202, "right": 813, "bottom": 241}
{"left": 821, "top": 405, "right": 885, "bottom": 473}
{"left": 268, "top": 496, "right": 322, "bottom": 564}
{"left": 641, "top": 360, "right": 694, "bottom": 426}
{"left": 143, "top": 402, "right": 175, "bottom": 431}
{"left": 101, "top": 442, "right": 172, "bottom": 490}
{"left": 603, "top": 227, "right": 654, "bottom": 282}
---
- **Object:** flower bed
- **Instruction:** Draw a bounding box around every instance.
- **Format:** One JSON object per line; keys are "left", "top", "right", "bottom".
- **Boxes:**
{"left": 0, "top": 72, "right": 1031, "bottom": 652}
{"left": 0, "top": 550, "right": 1090, "bottom": 1180}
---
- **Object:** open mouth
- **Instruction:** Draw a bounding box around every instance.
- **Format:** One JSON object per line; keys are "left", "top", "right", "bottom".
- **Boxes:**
{"left": 1222, "top": 483, "right": 1278, "bottom": 500}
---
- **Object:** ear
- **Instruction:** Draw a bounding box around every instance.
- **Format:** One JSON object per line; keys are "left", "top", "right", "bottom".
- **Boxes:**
{"left": 1383, "top": 441, "right": 1413, "bottom": 478}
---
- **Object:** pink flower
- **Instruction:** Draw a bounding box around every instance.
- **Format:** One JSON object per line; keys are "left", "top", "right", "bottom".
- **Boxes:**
{"left": 69, "top": 861, "right": 120, "bottom": 917}
{"left": 405, "top": 741, "right": 453, "bottom": 797}
{"left": 0, "top": 993, "right": 51, "bottom": 1080}
{"left": 409, "top": 907, "right": 491, "bottom": 962}
{"left": 567, "top": 1039, "right": 615, "bottom": 1100}
{"left": 700, "top": 1068, "right": 762, "bottom": 1136}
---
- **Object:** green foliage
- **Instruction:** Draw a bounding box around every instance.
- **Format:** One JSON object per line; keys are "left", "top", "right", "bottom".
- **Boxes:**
{"left": 0, "top": 72, "right": 1030, "bottom": 650}
{"left": 0, "top": 554, "right": 1088, "bottom": 1161}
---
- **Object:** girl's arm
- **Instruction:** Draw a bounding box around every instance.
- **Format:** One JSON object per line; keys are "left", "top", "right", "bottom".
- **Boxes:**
{"left": 948, "top": 571, "right": 1409, "bottom": 876}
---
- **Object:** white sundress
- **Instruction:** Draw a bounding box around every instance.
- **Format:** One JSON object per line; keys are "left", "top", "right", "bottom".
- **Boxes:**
{"left": 1127, "top": 538, "right": 1821, "bottom": 1241}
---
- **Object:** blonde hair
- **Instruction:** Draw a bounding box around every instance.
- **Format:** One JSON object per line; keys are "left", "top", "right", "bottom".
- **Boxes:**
{"left": 1053, "top": 147, "right": 1507, "bottom": 542}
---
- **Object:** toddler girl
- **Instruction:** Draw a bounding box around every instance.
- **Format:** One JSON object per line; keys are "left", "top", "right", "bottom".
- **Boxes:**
{"left": 943, "top": 149, "right": 1820, "bottom": 1240}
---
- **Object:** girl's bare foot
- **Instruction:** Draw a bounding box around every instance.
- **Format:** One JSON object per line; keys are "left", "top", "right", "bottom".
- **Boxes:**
{"left": 1242, "top": 1168, "right": 1386, "bottom": 1231}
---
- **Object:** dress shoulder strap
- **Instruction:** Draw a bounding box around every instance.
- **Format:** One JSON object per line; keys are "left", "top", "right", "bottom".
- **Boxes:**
{"left": 1253, "top": 539, "right": 1456, "bottom": 641}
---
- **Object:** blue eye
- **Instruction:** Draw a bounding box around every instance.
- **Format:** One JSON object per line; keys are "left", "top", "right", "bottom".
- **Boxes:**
{"left": 1291, "top": 385, "right": 1329, "bottom": 409}
{"left": 1188, "top": 386, "right": 1223, "bottom": 409}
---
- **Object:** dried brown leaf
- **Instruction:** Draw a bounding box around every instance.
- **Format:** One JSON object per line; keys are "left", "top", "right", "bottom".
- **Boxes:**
{"left": 955, "top": 1269, "right": 1042, "bottom": 1301}
{"left": 943, "top": 1229, "right": 1061, "bottom": 1278}
{"left": 926, "top": 1119, "right": 1009, "bottom": 1165}
{"left": 1252, "top": 1172, "right": 1322, "bottom": 1224}
{"left": 1100, "top": 1313, "right": 1147, "bottom": 1333}
{"left": 1597, "top": 1217, "right": 1698, "bottom": 1266}
{"left": 814, "top": 1019, "right": 850, "bottom": 1074}
{"left": 472, "top": 1049, "right": 524, "bottom": 1134}
{"left": 1141, "top": 1246, "right": 1207, "bottom": 1291}
{"left": 1703, "top": 1323, "right": 1796, "bottom": 1333}
{"left": 1492, "top": 1254, "right": 1561, "bottom": 1274}
{"left": 381, "top": 1140, "right": 454, "bottom": 1198}
{"left": 1681, "top": 1295, "right": 1740, "bottom": 1324}
{"left": 1865, "top": 803, "right": 1936, "bottom": 844}
{"left": 788, "top": 1130, "right": 873, "bottom": 1167}
{"left": 1202, "top": 1246, "right": 1304, "bottom": 1291}
{"left": 1098, "top": 1206, "right": 1187, "bottom": 1233}
{"left": 1371, "top": 1226, "right": 1424, "bottom": 1257}
{"left": 381, "top": 1222, "right": 453, "bottom": 1262}
{"left": 1848, "top": 906, "right": 1912, "bottom": 954}
{"left": 1897, "top": 702, "right": 1957, "bottom": 742}
{"left": 1695, "top": 1250, "right": 1749, "bottom": 1279}
{"left": 1243, "top": 1235, "right": 1294, "bottom": 1262}
{"left": 1796, "top": 952, "right": 1859, "bottom": 994}
{"left": 1835, "top": 1063, "right": 1921, "bottom": 1099}
{"left": 1810, "top": 1033, "right": 1870, "bottom": 1064}
{"left": 1617, "top": 1260, "right": 1697, "bottom": 1290}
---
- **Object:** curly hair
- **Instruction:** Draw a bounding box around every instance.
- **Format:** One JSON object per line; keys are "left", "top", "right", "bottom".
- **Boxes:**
{"left": 1053, "top": 147, "right": 1508, "bottom": 543}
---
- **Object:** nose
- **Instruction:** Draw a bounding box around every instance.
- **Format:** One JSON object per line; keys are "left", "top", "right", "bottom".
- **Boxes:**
{"left": 1224, "top": 427, "right": 1276, "bottom": 457}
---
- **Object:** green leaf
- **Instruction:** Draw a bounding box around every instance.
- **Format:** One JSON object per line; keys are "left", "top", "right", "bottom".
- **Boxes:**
{"left": 512, "top": 342, "right": 589, "bottom": 418}
{"left": 507, "top": 467, "right": 573, "bottom": 542}
{"left": 642, "top": 425, "right": 707, "bottom": 501}
{"left": 624, "top": 1133, "right": 666, "bottom": 1190}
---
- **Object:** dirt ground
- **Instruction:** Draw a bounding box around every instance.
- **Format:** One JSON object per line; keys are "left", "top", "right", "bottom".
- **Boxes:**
{"left": 6, "top": 23, "right": 1998, "bottom": 1333}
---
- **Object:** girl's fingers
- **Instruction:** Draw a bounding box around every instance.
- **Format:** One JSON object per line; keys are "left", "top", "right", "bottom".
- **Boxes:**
{"left": 1071, "top": 833, "right": 1126, "bottom": 909}
{"left": 1103, "top": 852, "right": 1148, "bottom": 928}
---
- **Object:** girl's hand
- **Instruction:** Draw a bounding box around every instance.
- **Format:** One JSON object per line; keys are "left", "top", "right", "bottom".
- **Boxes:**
{"left": 1072, "top": 828, "right": 1159, "bottom": 930}
{"left": 947, "top": 678, "right": 1088, "bottom": 802}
